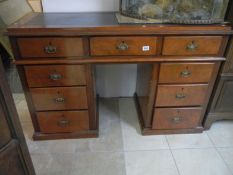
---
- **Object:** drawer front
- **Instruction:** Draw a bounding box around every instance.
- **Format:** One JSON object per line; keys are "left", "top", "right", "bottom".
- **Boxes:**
{"left": 159, "top": 63, "right": 215, "bottom": 84}
{"left": 162, "top": 36, "right": 222, "bottom": 56}
{"left": 31, "top": 87, "right": 88, "bottom": 111}
{"left": 37, "top": 111, "right": 89, "bottom": 133}
{"left": 17, "top": 37, "right": 84, "bottom": 58}
{"left": 152, "top": 108, "right": 202, "bottom": 129}
{"left": 155, "top": 84, "right": 208, "bottom": 107}
{"left": 25, "top": 65, "right": 87, "bottom": 87}
{"left": 90, "top": 37, "right": 158, "bottom": 56}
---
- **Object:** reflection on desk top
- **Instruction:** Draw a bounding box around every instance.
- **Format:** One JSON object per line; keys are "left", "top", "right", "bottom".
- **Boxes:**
{"left": 7, "top": 12, "right": 233, "bottom": 36}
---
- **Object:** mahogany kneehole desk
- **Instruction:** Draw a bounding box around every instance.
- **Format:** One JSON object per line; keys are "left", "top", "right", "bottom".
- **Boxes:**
{"left": 7, "top": 12, "right": 233, "bottom": 140}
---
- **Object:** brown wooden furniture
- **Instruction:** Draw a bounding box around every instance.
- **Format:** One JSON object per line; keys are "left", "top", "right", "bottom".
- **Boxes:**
{"left": 7, "top": 12, "right": 232, "bottom": 140}
{"left": 0, "top": 58, "right": 35, "bottom": 174}
{"left": 204, "top": 2, "right": 233, "bottom": 129}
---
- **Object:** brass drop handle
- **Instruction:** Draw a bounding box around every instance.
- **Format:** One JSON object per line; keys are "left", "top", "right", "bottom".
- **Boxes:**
{"left": 54, "top": 97, "right": 65, "bottom": 103}
{"left": 57, "top": 119, "right": 70, "bottom": 127}
{"left": 176, "top": 93, "right": 186, "bottom": 99}
{"left": 49, "top": 73, "right": 62, "bottom": 80}
{"left": 44, "top": 43, "right": 57, "bottom": 54}
{"left": 117, "top": 42, "right": 129, "bottom": 51}
{"left": 186, "top": 41, "right": 198, "bottom": 51}
{"left": 180, "top": 70, "right": 191, "bottom": 78}
{"left": 172, "top": 117, "right": 182, "bottom": 123}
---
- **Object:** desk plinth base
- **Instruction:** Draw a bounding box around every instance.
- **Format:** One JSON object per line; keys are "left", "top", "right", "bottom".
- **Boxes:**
{"left": 32, "top": 130, "right": 98, "bottom": 141}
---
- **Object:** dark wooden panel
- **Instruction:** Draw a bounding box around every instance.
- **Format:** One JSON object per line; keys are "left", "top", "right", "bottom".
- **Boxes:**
{"left": 159, "top": 63, "right": 215, "bottom": 84}
{"left": 152, "top": 107, "right": 202, "bottom": 130}
{"left": 155, "top": 84, "right": 208, "bottom": 107}
{"left": 90, "top": 37, "right": 158, "bottom": 56}
{"left": 17, "top": 37, "right": 84, "bottom": 58}
{"left": 0, "top": 59, "right": 35, "bottom": 174}
{"left": 25, "top": 65, "right": 87, "bottom": 87}
{"left": 223, "top": 38, "right": 233, "bottom": 73}
{"left": 37, "top": 110, "right": 89, "bottom": 133}
{"left": 31, "top": 87, "right": 88, "bottom": 111}
{"left": 0, "top": 92, "right": 11, "bottom": 148}
{"left": 214, "top": 77, "right": 233, "bottom": 112}
{"left": 163, "top": 36, "right": 223, "bottom": 56}
{"left": 0, "top": 141, "right": 25, "bottom": 175}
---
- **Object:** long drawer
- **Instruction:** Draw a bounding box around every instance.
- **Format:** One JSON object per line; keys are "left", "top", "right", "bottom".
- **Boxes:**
{"left": 37, "top": 111, "right": 89, "bottom": 133}
{"left": 162, "top": 36, "right": 223, "bottom": 56}
{"left": 155, "top": 84, "right": 208, "bottom": 107}
{"left": 31, "top": 87, "right": 88, "bottom": 111}
{"left": 17, "top": 37, "right": 85, "bottom": 58}
{"left": 159, "top": 63, "right": 215, "bottom": 84}
{"left": 152, "top": 107, "right": 202, "bottom": 129}
{"left": 90, "top": 36, "right": 158, "bottom": 56}
{"left": 25, "top": 65, "right": 87, "bottom": 87}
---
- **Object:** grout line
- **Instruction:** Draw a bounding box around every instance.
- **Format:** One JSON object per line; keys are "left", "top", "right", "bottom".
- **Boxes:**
{"left": 165, "top": 136, "right": 181, "bottom": 175}
{"left": 206, "top": 131, "right": 233, "bottom": 175}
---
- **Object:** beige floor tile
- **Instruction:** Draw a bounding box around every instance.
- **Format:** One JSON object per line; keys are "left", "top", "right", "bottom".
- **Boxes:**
{"left": 70, "top": 152, "right": 126, "bottom": 175}
{"left": 125, "top": 150, "right": 179, "bottom": 175}
{"left": 88, "top": 98, "right": 124, "bottom": 152}
{"left": 119, "top": 98, "right": 169, "bottom": 151}
{"left": 172, "top": 148, "right": 232, "bottom": 175}
{"left": 218, "top": 148, "right": 233, "bottom": 173}
{"left": 207, "top": 121, "right": 233, "bottom": 147}
{"left": 31, "top": 153, "right": 74, "bottom": 175}
{"left": 13, "top": 93, "right": 25, "bottom": 104}
{"left": 166, "top": 132, "right": 213, "bottom": 149}
{"left": 16, "top": 99, "right": 32, "bottom": 123}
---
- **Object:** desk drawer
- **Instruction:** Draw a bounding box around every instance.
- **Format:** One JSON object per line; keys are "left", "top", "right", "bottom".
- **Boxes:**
{"left": 37, "top": 111, "right": 89, "bottom": 133}
{"left": 25, "top": 65, "right": 87, "bottom": 87}
{"left": 17, "top": 37, "right": 84, "bottom": 58}
{"left": 159, "top": 63, "right": 215, "bottom": 84}
{"left": 162, "top": 36, "right": 222, "bottom": 56}
{"left": 31, "top": 87, "right": 88, "bottom": 111}
{"left": 90, "top": 37, "right": 158, "bottom": 56}
{"left": 152, "top": 108, "right": 202, "bottom": 129}
{"left": 155, "top": 84, "right": 208, "bottom": 107}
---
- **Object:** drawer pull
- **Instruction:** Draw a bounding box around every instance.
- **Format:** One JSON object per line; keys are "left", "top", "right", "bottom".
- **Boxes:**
{"left": 54, "top": 97, "right": 65, "bottom": 103}
{"left": 186, "top": 41, "right": 198, "bottom": 51}
{"left": 172, "top": 117, "right": 182, "bottom": 123}
{"left": 44, "top": 43, "right": 57, "bottom": 54}
{"left": 117, "top": 42, "right": 129, "bottom": 51}
{"left": 57, "top": 119, "right": 70, "bottom": 127}
{"left": 180, "top": 70, "right": 191, "bottom": 78}
{"left": 49, "top": 73, "right": 62, "bottom": 80}
{"left": 176, "top": 93, "right": 186, "bottom": 99}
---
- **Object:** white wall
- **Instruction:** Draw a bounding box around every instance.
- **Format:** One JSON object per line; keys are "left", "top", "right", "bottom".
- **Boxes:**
{"left": 42, "top": 0, "right": 137, "bottom": 97}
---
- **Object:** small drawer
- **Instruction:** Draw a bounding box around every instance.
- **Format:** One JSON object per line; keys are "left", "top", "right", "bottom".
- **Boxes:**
{"left": 31, "top": 87, "right": 88, "bottom": 111}
{"left": 159, "top": 63, "right": 215, "bottom": 84}
{"left": 37, "top": 111, "right": 89, "bottom": 133}
{"left": 152, "top": 108, "right": 202, "bottom": 129}
{"left": 155, "top": 84, "right": 208, "bottom": 107}
{"left": 25, "top": 65, "right": 87, "bottom": 87}
{"left": 90, "top": 36, "right": 158, "bottom": 56}
{"left": 162, "top": 36, "right": 223, "bottom": 56}
{"left": 17, "top": 37, "right": 84, "bottom": 58}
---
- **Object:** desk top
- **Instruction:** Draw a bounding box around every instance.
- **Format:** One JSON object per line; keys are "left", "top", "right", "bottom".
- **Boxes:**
{"left": 7, "top": 12, "right": 233, "bottom": 36}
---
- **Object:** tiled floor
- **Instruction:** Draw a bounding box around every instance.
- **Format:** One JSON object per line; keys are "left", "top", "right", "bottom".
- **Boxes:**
{"left": 13, "top": 94, "right": 233, "bottom": 175}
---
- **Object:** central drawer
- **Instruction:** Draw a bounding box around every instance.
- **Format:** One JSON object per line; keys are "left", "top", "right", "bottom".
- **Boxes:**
{"left": 31, "top": 87, "right": 88, "bottom": 111}
{"left": 37, "top": 111, "right": 89, "bottom": 133}
{"left": 25, "top": 65, "right": 87, "bottom": 87}
{"left": 155, "top": 84, "right": 208, "bottom": 107}
{"left": 90, "top": 36, "right": 158, "bottom": 56}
